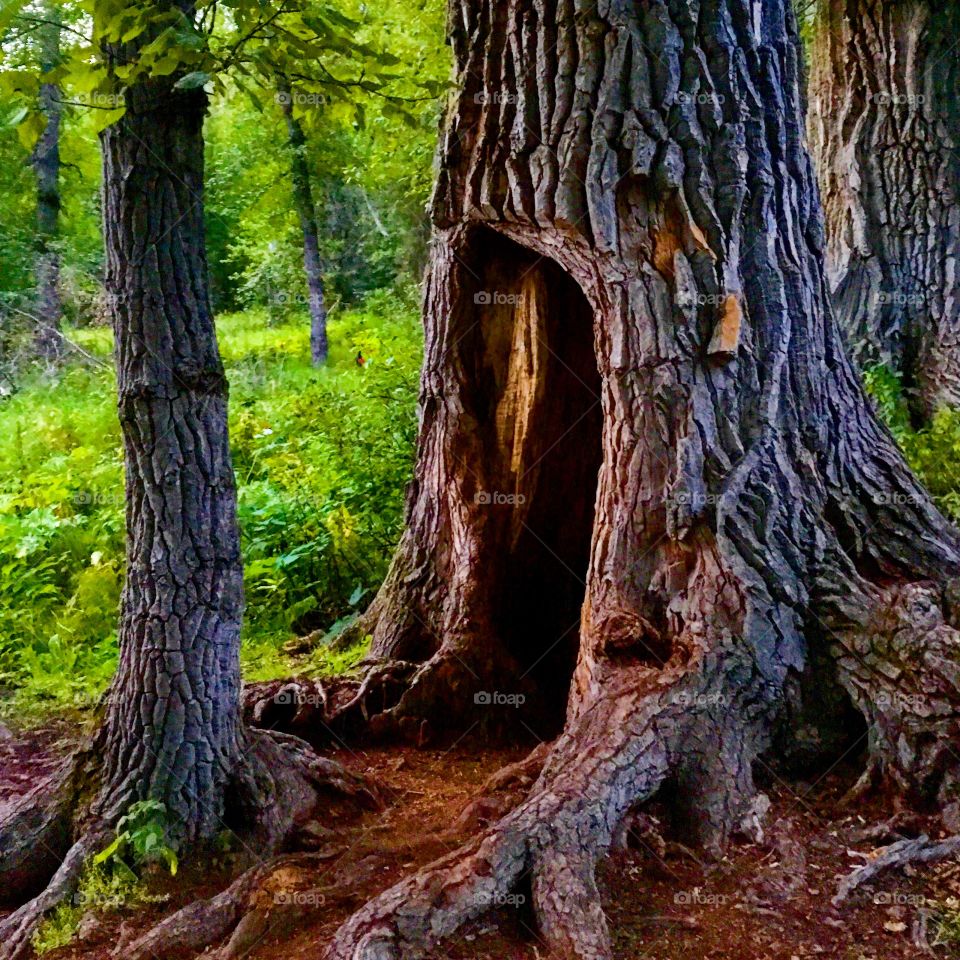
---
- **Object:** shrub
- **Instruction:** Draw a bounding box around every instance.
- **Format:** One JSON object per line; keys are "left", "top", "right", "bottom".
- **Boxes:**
{"left": 0, "top": 292, "right": 421, "bottom": 719}
{"left": 862, "top": 364, "right": 960, "bottom": 523}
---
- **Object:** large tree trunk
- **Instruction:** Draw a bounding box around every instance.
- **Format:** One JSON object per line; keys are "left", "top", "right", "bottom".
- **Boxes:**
{"left": 321, "top": 0, "right": 960, "bottom": 957}
{"left": 0, "top": 11, "right": 377, "bottom": 959}
{"left": 278, "top": 80, "right": 328, "bottom": 365}
{"left": 808, "top": 0, "right": 960, "bottom": 421}
{"left": 96, "top": 66, "right": 255, "bottom": 841}
{"left": 32, "top": 2, "right": 63, "bottom": 360}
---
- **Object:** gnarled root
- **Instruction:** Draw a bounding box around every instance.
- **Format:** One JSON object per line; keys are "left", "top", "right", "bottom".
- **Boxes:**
{"left": 0, "top": 829, "right": 111, "bottom": 960}
{"left": 123, "top": 851, "right": 337, "bottom": 960}
{"left": 327, "top": 651, "right": 771, "bottom": 960}
{"left": 833, "top": 833, "right": 960, "bottom": 905}
{"left": 0, "top": 747, "right": 98, "bottom": 906}
{"left": 244, "top": 646, "right": 547, "bottom": 747}
{"left": 0, "top": 729, "right": 379, "bottom": 960}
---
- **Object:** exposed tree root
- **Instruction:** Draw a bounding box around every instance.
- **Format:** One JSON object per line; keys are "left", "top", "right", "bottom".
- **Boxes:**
{"left": 244, "top": 646, "right": 547, "bottom": 747}
{"left": 446, "top": 741, "right": 553, "bottom": 836}
{"left": 123, "top": 851, "right": 337, "bottom": 960}
{"left": 832, "top": 833, "right": 960, "bottom": 905}
{"left": 0, "top": 728, "right": 379, "bottom": 960}
{"left": 0, "top": 829, "right": 111, "bottom": 960}
{"left": 0, "top": 749, "right": 98, "bottom": 905}
{"left": 326, "top": 646, "right": 773, "bottom": 960}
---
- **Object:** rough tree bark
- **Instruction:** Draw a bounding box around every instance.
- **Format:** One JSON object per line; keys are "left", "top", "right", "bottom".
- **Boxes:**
{"left": 807, "top": 0, "right": 960, "bottom": 421}
{"left": 313, "top": 0, "right": 960, "bottom": 957}
{"left": 0, "top": 7, "right": 375, "bottom": 958}
{"left": 32, "top": 0, "right": 63, "bottom": 360}
{"left": 278, "top": 78, "right": 329, "bottom": 365}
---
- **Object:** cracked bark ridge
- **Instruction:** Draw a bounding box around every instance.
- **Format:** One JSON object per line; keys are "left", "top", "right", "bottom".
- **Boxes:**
{"left": 32, "top": 0, "right": 63, "bottom": 360}
{"left": 327, "top": 0, "right": 960, "bottom": 957}
{"left": 0, "top": 17, "right": 377, "bottom": 959}
{"left": 808, "top": 0, "right": 960, "bottom": 420}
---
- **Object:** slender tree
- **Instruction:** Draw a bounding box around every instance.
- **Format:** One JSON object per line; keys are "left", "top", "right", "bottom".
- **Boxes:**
{"left": 808, "top": 0, "right": 960, "bottom": 421}
{"left": 278, "top": 77, "right": 328, "bottom": 364}
{"left": 0, "top": 3, "right": 379, "bottom": 956}
{"left": 31, "top": 0, "right": 63, "bottom": 358}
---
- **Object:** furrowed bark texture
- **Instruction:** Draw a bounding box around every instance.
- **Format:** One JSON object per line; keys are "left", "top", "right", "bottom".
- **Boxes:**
{"left": 97, "top": 70, "right": 249, "bottom": 838}
{"left": 0, "top": 15, "right": 378, "bottom": 957}
{"left": 329, "top": 0, "right": 960, "bottom": 957}
{"left": 808, "top": 0, "right": 960, "bottom": 419}
{"left": 278, "top": 80, "right": 329, "bottom": 365}
{"left": 32, "top": 2, "right": 63, "bottom": 358}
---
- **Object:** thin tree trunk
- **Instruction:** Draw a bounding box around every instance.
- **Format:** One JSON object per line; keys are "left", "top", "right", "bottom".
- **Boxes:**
{"left": 321, "top": 0, "right": 960, "bottom": 957}
{"left": 278, "top": 79, "right": 328, "bottom": 365}
{"left": 0, "top": 9, "right": 378, "bottom": 956}
{"left": 97, "top": 69, "right": 249, "bottom": 837}
{"left": 32, "top": 3, "right": 62, "bottom": 359}
{"left": 808, "top": 0, "right": 960, "bottom": 421}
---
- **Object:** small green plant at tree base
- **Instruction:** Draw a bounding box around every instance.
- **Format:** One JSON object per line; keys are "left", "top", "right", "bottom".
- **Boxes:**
{"left": 30, "top": 802, "right": 177, "bottom": 955}
{"left": 930, "top": 897, "right": 960, "bottom": 957}
{"left": 93, "top": 800, "right": 180, "bottom": 877}
{"left": 32, "top": 801, "right": 177, "bottom": 954}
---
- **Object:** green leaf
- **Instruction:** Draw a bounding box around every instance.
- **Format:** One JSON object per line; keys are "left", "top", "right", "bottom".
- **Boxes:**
{"left": 16, "top": 111, "right": 46, "bottom": 150}
{"left": 92, "top": 835, "right": 125, "bottom": 866}
{"left": 174, "top": 70, "right": 211, "bottom": 91}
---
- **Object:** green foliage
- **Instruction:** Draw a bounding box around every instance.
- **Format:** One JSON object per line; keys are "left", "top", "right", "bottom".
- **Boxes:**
{"left": 32, "top": 805, "right": 171, "bottom": 955}
{"left": 229, "top": 290, "right": 421, "bottom": 643}
{"left": 94, "top": 800, "right": 179, "bottom": 876}
{"left": 0, "top": 297, "right": 420, "bottom": 717}
{"left": 862, "top": 364, "right": 960, "bottom": 522}
{"left": 0, "top": 0, "right": 445, "bottom": 344}
{"left": 931, "top": 898, "right": 960, "bottom": 956}
{"left": 31, "top": 863, "right": 152, "bottom": 955}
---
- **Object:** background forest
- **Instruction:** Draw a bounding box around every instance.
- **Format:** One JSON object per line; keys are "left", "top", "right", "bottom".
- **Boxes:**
{"left": 0, "top": 0, "right": 445, "bottom": 718}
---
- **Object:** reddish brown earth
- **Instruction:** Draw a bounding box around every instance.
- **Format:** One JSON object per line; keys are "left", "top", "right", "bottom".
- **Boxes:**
{"left": 2, "top": 725, "right": 959, "bottom": 960}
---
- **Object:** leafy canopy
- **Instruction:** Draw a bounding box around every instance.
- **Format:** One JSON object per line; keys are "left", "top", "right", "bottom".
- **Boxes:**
{"left": 1, "top": 0, "right": 444, "bottom": 146}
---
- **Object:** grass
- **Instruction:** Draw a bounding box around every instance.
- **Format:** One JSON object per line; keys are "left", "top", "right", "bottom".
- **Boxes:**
{"left": 0, "top": 289, "right": 421, "bottom": 724}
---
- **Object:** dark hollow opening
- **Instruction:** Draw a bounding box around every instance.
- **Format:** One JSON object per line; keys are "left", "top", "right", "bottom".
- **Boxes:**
{"left": 461, "top": 230, "right": 603, "bottom": 735}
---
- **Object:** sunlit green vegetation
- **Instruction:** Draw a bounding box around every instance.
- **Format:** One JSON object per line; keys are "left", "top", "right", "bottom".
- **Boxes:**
{"left": 0, "top": 297, "right": 421, "bottom": 720}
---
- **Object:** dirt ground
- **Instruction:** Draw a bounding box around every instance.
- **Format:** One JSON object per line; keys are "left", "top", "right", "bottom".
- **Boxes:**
{"left": 2, "top": 722, "right": 958, "bottom": 960}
